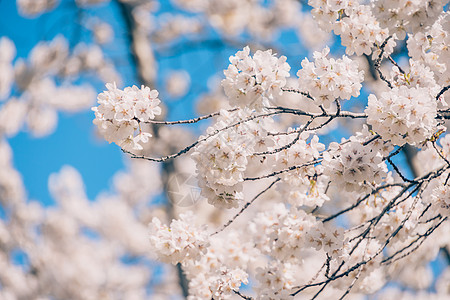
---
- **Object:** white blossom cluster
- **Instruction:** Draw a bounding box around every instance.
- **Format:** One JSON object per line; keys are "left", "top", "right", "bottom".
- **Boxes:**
{"left": 277, "top": 171, "right": 330, "bottom": 208}
{"left": 16, "top": 0, "right": 58, "bottom": 16}
{"left": 353, "top": 125, "right": 394, "bottom": 156}
{"left": 0, "top": 159, "right": 165, "bottom": 299}
{"left": 0, "top": 37, "right": 15, "bottom": 100}
{"left": 173, "top": 0, "right": 301, "bottom": 39}
{"left": 91, "top": 21, "right": 114, "bottom": 45}
{"left": 0, "top": 36, "right": 102, "bottom": 138}
{"left": 92, "top": 83, "right": 161, "bottom": 151}
{"left": 365, "top": 86, "right": 439, "bottom": 146}
{"left": 250, "top": 204, "right": 344, "bottom": 262}
{"left": 153, "top": 15, "right": 202, "bottom": 44}
{"left": 421, "top": 135, "right": 450, "bottom": 217}
{"left": 222, "top": 46, "right": 290, "bottom": 111}
{"left": 64, "top": 43, "right": 121, "bottom": 83}
{"left": 165, "top": 70, "right": 191, "bottom": 98}
{"left": 297, "top": 47, "right": 364, "bottom": 107}
{"left": 275, "top": 132, "right": 329, "bottom": 207}
{"left": 183, "top": 231, "right": 255, "bottom": 299}
{"left": 407, "top": 12, "right": 450, "bottom": 106}
{"left": 148, "top": 212, "right": 209, "bottom": 265}
{"left": 191, "top": 109, "right": 271, "bottom": 209}
{"left": 390, "top": 59, "right": 440, "bottom": 94}
{"left": 8, "top": 35, "right": 120, "bottom": 88}
{"left": 334, "top": 239, "right": 386, "bottom": 294}
{"left": 0, "top": 140, "right": 25, "bottom": 206}
{"left": 348, "top": 173, "right": 402, "bottom": 223}
{"left": 309, "top": 0, "right": 396, "bottom": 57}
{"left": 255, "top": 261, "right": 296, "bottom": 299}
{"left": 376, "top": 196, "right": 424, "bottom": 242}
{"left": 87, "top": 42, "right": 450, "bottom": 299}
{"left": 372, "top": 0, "right": 448, "bottom": 39}
{"left": 207, "top": 268, "right": 248, "bottom": 300}
{"left": 186, "top": 267, "right": 248, "bottom": 300}
{"left": 323, "top": 138, "right": 388, "bottom": 194}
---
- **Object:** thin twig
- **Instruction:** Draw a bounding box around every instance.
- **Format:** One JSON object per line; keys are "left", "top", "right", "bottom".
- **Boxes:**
{"left": 211, "top": 178, "right": 280, "bottom": 236}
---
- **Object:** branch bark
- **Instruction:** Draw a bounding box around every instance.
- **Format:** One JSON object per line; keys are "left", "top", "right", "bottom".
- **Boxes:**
{"left": 117, "top": 1, "right": 189, "bottom": 297}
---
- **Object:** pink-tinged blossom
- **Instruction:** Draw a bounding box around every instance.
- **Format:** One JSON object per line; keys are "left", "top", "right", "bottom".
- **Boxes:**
{"left": 297, "top": 47, "right": 364, "bottom": 107}
{"left": 148, "top": 212, "right": 209, "bottom": 265}
{"left": 365, "top": 86, "right": 440, "bottom": 146}
{"left": 92, "top": 83, "right": 161, "bottom": 151}
{"left": 222, "top": 46, "right": 290, "bottom": 111}
{"left": 191, "top": 108, "right": 274, "bottom": 209}
{"left": 309, "top": 0, "right": 396, "bottom": 57}
{"left": 323, "top": 138, "right": 388, "bottom": 194}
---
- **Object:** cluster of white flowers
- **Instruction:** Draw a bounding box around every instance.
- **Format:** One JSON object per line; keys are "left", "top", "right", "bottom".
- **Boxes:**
{"left": 278, "top": 172, "right": 330, "bottom": 207}
{"left": 375, "top": 196, "right": 424, "bottom": 242}
{"left": 148, "top": 212, "right": 209, "bottom": 265}
{"left": 250, "top": 204, "right": 344, "bottom": 262}
{"left": 209, "top": 268, "right": 248, "bottom": 300}
{"left": 186, "top": 267, "right": 248, "bottom": 300}
{"left": 7, "top": 1, "right": 450, "bottom": 298}
{"left": 309, "top": 0, "right": 396, "bottom": 57}
{"left": 255, "top": 261, "right": 296, "bottom": 299}
{"left": 298, "top": 13, "right": 332, "bottom": 51}
{"left": 184, "top": 231, "right": 256, "bottom": 277}
{"left": 297, "top": 47, "right": 364, "bottom": 107}
{"left": 421, "top": 136, "right": 450, "bottom": 217}
{"left": 92, "top": 83, "right": 161, "bottom": 151}
{"left": 183, "top": 230, "right": 255, "bottom": 299}
{"left": 65, "top": 43, "right": 121, "bottom": 83}
{"left": 92, "top": 21, "right": 114, "bottom": 44}
{"left": 390, "top": 59, "right": 439, "bottom": 93}
{"left": 153, "top": 15, "right": 202, "bottom": 44}
{"left": 323, "top": 138, "right": 388, "bottom": 194}
{"left": 222, "top": 46, "right": 290, "bottom": 111}
{"left": 0, "top": 159, "right": 170, "bottom": 299}
{"left": 11, "top": 35, "right": 119, "bottom": 87}
{"left": 16, "top": 0, "right": 58, "bottom": 16}
{"left": 165, "top": 70, "right": 191, "bottom": 98}
{"left": 174, "top": 0, "right": 301, "bottom": 39}
{"left": 269, "top": 206, "right": 320, "bottom": 261}
{"left": 0, "top": 36, "right": 102, "bottom": 138}
{"left": 334, "top": 239, "right": 386, "bottom": 294}
{"left": 192, "top": 109, "right": 272, "bottom": 208}
{"left": 372, "top": 0, "right": 448, "bottom": 39}
{"left": 0, "top": 37, "right": 15, "bottom": 100}
{"left": 365, "top": 86, "right": 439, "bottom": 146}
{"left": 347, "top": 173, "right": 401, "bottom": 224}
{"left": 353, "top": 125, "right": 394, "bottom": 156}
{"left": 0, "top": 141, "right": 25, "bottom": 206}
{"left": 407, "top": 12, "right": 450, "bottom": 106}
{"left": 275, "top": 132, "right": 329, "bottom": 206}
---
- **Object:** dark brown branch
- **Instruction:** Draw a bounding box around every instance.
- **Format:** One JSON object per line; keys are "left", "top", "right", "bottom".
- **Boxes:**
{"left": 373, "top": 36, "right": 394, "bottom": 89}
{"left": 436, "top": 85, "right": 450, "bottom": 101}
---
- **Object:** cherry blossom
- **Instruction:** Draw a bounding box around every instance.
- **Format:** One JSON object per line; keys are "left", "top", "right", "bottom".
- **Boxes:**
{"left": 148, "top": 212, "right": 209, "bottom": 265}
{"left": 222, "top": 46, "right": 290, "bottom": 111}
{"left": 92, "top": 83, "right": 161, "bottom": 151}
